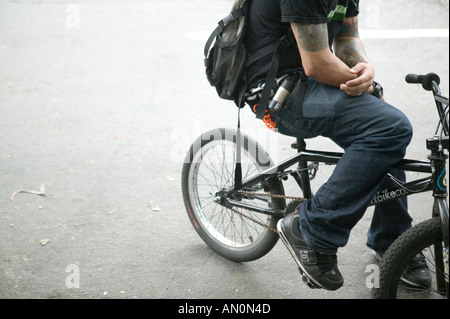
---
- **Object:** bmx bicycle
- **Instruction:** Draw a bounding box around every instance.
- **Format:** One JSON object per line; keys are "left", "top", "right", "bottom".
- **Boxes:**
{"left": 181, "top": 73, "right": 448, "bottom": 299}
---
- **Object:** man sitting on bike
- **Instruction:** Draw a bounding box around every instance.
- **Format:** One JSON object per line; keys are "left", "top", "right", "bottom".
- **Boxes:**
{"left": 245, "top": 0, "right": 431, "bottom": 290}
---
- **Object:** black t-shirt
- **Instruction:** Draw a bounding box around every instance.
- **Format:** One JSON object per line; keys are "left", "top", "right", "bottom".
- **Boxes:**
{"left": 245, "top": 0, "right": 359, "bottom": 88}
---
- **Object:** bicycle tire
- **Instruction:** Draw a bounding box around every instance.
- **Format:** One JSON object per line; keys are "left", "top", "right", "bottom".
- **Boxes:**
{"left": 373, "top": 217, "right": 448, "bottom": 299}
{"left": 181, "top": 128, "right": 286, "bottom": 262}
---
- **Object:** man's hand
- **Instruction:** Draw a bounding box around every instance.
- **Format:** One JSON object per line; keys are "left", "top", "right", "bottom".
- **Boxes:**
{"left": 339, "top": 62, "right": 375, "bottom": 96}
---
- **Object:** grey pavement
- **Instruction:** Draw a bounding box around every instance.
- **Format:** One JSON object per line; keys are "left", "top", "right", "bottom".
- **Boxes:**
{"left": 0, "top": 0, "right": 448, "bottom": 300}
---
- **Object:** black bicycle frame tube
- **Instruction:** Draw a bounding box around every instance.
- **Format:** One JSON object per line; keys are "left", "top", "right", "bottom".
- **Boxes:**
{"left": 225, "top": 149, "right": 342, "bottom": 197}
{"left": 223, "top": 149, "right": 433, "bottom": 217}
{"left": 433, "top": 197, "right": 448, "bottom": 296}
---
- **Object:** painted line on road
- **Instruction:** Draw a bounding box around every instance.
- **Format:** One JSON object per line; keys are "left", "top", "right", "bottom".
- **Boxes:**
{"left": 184, "top": 29, "right": 449, "bottom": 41}
{"left": 359, "top": 28, "right": 449, "bottom": 39}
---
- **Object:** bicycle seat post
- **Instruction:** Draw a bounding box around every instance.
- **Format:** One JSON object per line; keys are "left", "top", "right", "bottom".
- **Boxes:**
{"left": 292, "top": 138, "right": 306, "bottom": 153}
{"left": 291, "top": 138, "right": 313, "bottom": 199}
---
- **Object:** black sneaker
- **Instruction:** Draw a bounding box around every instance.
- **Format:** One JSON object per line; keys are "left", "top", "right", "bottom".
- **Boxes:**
{"left": 401, "top": 253, "right": 432, "bottom": 288}
{"left": 277, "top": 213, "right": 344, "bottom": 291}
{"left": 374, "top": 252, "right": 432, "bottom": 288}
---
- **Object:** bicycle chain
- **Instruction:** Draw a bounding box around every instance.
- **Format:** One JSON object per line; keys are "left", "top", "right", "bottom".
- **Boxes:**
{"left": 238, "top": 191, "right": 306, "bottom": 201}
{"left": 229, "top": 191, "right": 307, "bottom": 233}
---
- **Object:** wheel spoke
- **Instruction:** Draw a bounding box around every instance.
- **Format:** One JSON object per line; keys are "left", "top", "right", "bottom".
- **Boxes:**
{"left": 190, "top": 138, "right": 273, "bottom": 247}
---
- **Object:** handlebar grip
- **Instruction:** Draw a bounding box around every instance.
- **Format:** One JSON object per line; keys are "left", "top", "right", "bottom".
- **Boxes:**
{"left": 405, "top": 73, "right": 440, "bottom": 91}
{"left": 405, "top": 73, "right": 424, "bottom": 84}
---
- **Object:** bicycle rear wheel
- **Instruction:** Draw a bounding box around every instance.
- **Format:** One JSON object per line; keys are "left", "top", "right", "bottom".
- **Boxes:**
{"left": 181, "top": 128, "right": 285, "bottom": 262}
{"left": 373, "top": 217, "right": 449, "bottom": 299}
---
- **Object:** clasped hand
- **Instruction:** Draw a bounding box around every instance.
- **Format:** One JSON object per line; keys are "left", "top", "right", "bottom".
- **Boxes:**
{"left": 339, "top": 62, "right": 375, "bottom": 96}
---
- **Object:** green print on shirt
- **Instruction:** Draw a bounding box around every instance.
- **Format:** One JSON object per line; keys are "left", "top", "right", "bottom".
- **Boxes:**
{"left": 328, "top": 5, "right": 348, "bottom": 22}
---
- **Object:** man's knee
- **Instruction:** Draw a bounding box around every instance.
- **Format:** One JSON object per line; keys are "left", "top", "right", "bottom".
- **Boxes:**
{"left": 396, "top": 113, "right": 413, "bottom": 144}
{"left": 389, "top": 111, "right": 413, "bottom": 153}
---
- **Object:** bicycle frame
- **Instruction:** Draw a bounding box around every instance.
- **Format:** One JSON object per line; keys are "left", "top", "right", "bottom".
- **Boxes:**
{"left": 221, "top": 76, "right": 449, "bottom": 224}
{"left": 222, "top": 143, "right": 438, "bottom": 218}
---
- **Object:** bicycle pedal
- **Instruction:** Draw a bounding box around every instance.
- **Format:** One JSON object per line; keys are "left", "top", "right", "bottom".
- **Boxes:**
{"left": 298, "top": 267, "right": 320, "bottom": 289}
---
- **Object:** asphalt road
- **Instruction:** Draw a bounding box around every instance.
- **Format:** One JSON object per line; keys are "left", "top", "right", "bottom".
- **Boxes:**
{"left": 0, "top": 0, "right": 448, "bottom": 301}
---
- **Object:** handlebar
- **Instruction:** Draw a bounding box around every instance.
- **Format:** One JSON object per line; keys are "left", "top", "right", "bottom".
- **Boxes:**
{"left": 405, "top": 72, "right": 441, "bottom": 91}
{"left": 406, "top": 72, "right": 449, "bottom": 138}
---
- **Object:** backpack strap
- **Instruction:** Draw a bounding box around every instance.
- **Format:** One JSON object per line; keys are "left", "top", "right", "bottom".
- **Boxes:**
{"left": 246, "top": 42, "right": 279, "bottom": 67}
{"left": 235, "top": 42, "right": 279, "bottom": 109}
{"left": 234, "top": 106, "right": 243, "bottom": 189}
{"left": 295, "top": 72, "right": 309, "bottom": 119}
{"left": 255, "top": 35, "right": 293, "bottom": 120}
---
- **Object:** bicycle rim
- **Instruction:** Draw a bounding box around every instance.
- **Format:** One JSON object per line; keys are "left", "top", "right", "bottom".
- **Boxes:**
{"left": 186, "top": 133, "right": 281, "bottom": 257}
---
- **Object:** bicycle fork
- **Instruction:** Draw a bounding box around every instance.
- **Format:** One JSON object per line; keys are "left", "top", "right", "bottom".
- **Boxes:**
{"left": 428, "top": 136, "right": 449, "bottom": 297}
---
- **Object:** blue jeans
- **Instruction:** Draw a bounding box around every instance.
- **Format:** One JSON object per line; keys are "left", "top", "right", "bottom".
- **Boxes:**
{"left": 275, "top": 78, "right": 413, "bottom": 255}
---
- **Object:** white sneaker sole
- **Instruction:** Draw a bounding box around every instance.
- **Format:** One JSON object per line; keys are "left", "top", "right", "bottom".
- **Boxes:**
{"left": 277, "top": 219, "right": 323, "bottom": 289}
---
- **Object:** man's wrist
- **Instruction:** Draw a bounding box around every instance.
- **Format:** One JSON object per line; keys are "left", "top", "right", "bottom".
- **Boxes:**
{"left": 371, "top": 80, "right": 383, "bottom": 98}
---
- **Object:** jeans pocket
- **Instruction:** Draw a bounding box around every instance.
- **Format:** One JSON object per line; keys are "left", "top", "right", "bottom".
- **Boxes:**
{"left": 302, "top": 81, "right": 336, "bottom": 119}
{"left": 284, "top": 79, "right": 336, "bottom": 120}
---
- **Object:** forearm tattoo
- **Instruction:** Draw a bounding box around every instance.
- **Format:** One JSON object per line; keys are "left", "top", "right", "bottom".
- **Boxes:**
{"left": 334, "top": 39, "right": 367, "bottom": 67}
{"left": 334, "top": 17, "right": 369, "bottom": 68}
{"left": 295, "top": 23, "right": 329, "bottom": 52}
{"left": 338, "top": 17, "right": 359, "bottom": 37}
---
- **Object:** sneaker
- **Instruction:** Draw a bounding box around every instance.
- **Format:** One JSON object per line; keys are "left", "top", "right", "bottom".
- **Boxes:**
{"left": 277, "top": 213, "right": 344, "bottom": 291}
{"left": 374, "top": 252, "right": 432, "bottom": 288}
{"left": 401, "top": 253, "right": 432, "bottom": 288}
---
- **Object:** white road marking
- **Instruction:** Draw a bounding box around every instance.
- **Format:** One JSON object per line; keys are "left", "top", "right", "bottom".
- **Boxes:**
{"left": 184, "top": 29, "right": 449, "bottom": 41}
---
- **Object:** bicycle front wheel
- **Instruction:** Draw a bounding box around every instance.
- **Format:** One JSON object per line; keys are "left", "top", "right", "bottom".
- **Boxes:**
{"left": 181, "top": 128, "right": 285, "bottom": 262}
{"left": 373, "top": 217, "right": 449, "bottom": 299}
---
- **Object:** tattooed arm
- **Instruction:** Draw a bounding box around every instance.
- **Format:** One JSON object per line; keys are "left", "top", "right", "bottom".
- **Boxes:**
{"left": 334, "top": 16, "right": 376, "bottom": 96}
{"left": 291, "top": 16, "right": 375, "bottom": 96}
{"left": 291, "top": 22, "right": 356, "bottom": 88}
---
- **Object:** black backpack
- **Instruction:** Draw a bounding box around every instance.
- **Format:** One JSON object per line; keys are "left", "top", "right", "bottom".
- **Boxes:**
{"left": 204, "top": 0, "right": 293, "bottom": 119}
